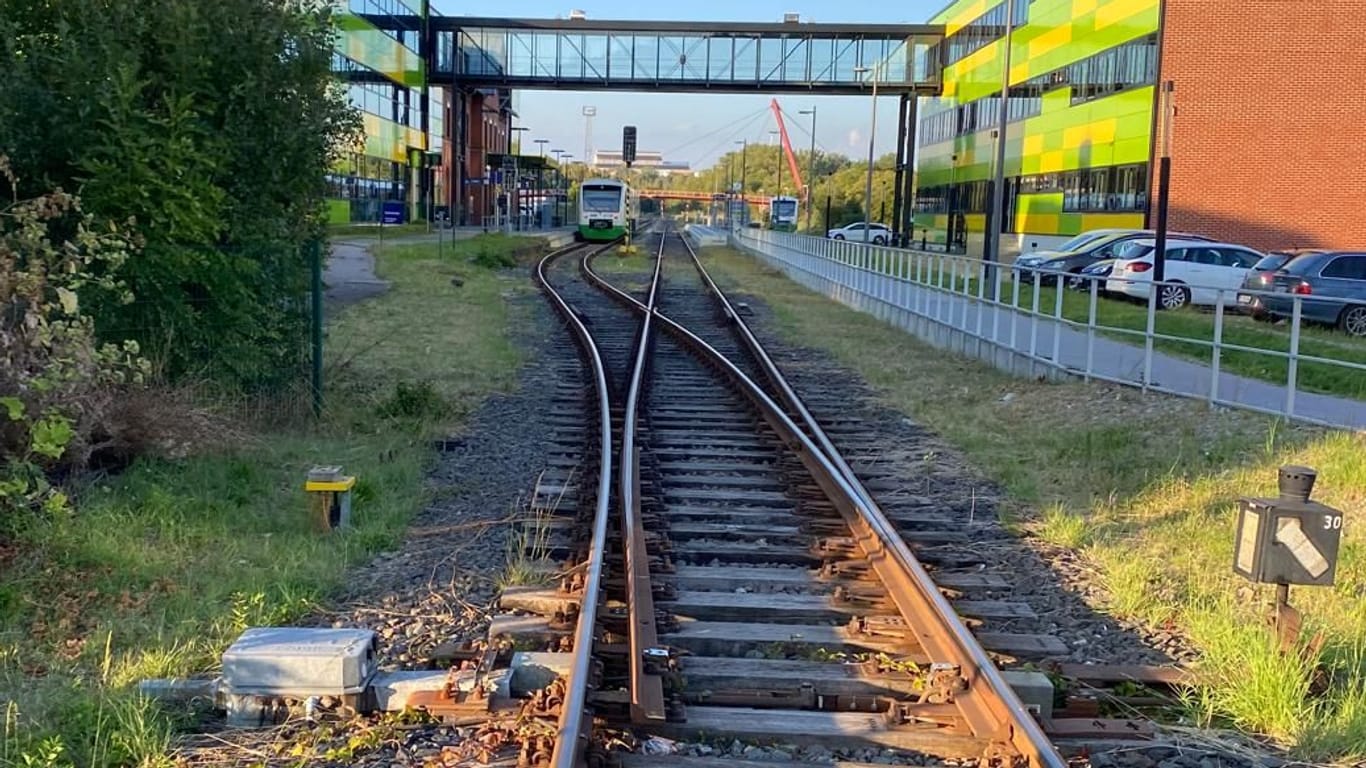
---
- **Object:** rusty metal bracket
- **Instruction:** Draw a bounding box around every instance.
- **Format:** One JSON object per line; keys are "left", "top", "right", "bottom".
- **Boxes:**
{"left": 917, "top": 662, "right": 968, "bottom": 705}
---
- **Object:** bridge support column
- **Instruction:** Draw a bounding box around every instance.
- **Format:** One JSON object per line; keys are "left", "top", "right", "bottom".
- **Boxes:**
{"left": 892, "top": 94, "right": 917, "bottom": 247}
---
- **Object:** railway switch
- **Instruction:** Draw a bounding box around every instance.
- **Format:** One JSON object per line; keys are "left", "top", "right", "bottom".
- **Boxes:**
{"left": 306, "top": 465, "right": 355, "bottom": 531}
{"left": 1233, "top": 465, "right": 1342, "bottom": 587}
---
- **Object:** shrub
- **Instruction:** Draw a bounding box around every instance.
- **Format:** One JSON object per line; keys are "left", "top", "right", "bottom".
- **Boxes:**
{"left": 0, "top": 158, "right": 149, "bottom": 520}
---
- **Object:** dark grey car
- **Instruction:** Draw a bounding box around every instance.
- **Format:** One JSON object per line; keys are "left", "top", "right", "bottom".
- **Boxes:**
{"left": 1261, "top": 251, "right": 1366, "bottom": 336}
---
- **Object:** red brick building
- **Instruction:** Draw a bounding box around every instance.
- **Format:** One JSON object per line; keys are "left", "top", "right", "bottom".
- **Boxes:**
{"left": 1158, "top": 0, "right": 1366, "bottom": 250}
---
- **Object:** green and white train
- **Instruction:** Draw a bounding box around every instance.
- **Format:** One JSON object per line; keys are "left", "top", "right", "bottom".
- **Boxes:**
{"left": 577, "top": 178, "right": 638, "bottom": 242}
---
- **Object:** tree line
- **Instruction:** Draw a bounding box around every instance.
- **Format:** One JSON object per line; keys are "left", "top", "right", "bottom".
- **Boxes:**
{"left": 635, "top": 145, "right": 903, "bottom": 232}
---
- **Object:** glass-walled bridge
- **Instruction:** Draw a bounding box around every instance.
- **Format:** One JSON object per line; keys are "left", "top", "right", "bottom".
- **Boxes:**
{"left": 343, "top": 13, "right": 945, "bottom": 234}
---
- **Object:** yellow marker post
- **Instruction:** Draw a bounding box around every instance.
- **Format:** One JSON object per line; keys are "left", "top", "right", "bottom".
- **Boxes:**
{"left": 305, "top": 466, "right": 356, "bottom": 532}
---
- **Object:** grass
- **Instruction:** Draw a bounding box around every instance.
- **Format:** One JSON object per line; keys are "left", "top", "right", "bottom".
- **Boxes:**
{"left": 699, "top": 245, "right": 1366, "bottom": 761}
{"left": 0, "top": 237, "right": 537, "bottom": 767}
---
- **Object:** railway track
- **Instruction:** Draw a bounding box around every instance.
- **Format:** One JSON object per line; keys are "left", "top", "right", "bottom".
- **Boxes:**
{"left": 529, "top": 224, "right": 1065, "bottom": 768}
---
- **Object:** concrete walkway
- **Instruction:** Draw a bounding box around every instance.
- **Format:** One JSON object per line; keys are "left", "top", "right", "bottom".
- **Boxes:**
{"left": 743, "top": 241, "right": 1366, "bottom": 431}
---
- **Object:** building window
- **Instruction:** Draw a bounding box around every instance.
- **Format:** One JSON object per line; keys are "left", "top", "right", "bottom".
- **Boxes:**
{"left": 1057, "top": 163, "right": 1148, "bottom": 212}
{"left": 918, "top": 34, "right": 1156, "bottom": 148}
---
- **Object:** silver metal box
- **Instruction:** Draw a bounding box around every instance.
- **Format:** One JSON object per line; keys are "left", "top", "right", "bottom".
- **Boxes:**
{"left": 222, "top": 628, "right": 377, "bottom": 697}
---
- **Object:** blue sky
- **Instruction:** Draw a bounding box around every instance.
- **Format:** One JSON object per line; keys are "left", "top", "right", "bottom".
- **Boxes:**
{"left": 432, "top": 0, "right": 944, "bottom": 170}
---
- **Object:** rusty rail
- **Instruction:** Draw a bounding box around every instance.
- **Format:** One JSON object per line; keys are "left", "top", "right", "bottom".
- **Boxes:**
{"left": 618, "top": 228, "right": 670, "bottom": 724}
{"left": 534, "top": 240, "right": 620, "bottom": 768}
{"left": 583, "top": 232, "right": 1066, "bottom": 768}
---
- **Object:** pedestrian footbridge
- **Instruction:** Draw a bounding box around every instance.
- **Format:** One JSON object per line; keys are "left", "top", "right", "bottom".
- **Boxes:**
{"left": 426, "top": 16, "right": 943, "bottom": 95}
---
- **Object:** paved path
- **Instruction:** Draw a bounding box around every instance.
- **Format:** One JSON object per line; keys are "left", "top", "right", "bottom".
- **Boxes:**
{"left": 325, "top": 240, "right": 389, "bottom": 306}
{"left": 747, "top": 244, "right": 1366, "bottom": 431}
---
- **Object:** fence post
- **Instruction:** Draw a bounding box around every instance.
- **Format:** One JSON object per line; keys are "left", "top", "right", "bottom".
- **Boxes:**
{"left": 1211, "top": 291, "right": 1225, "bottom": 406}
{"left": 1085, "top": 278, "right": 1098, "bottom": 381}
{"left": 311, "top": 238, "right": 324, "bottom": 418}
{"left": 1142, "top": 281, "right": 1157, "bottom": 392}
{"left": 1010, "top": 274, "right": 1021, "bottom": 352}
{"left": 1286, "top": 298, "right": 1302, "bottom": 418}
{"left": 1051, "top": 279, "right": 1064, "bottom": 366}
{"left": 1028, "top": 278, "right": 1041, "bottom": 360}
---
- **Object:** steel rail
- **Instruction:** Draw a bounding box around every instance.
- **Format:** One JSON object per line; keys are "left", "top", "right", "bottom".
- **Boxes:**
{"left": 618, "top": 228, "right": 669, "bottom": 724}
{"left": 535, "top": 240, "right": 621, "bottom": 768}
{"left": 585, "top": 233, "right": 1065, "bottom": 768}
{"left": 676, "top": 233, "right": 1064, "bottom": 768}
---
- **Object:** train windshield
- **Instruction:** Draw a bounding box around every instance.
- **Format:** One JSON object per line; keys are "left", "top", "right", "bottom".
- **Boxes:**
{"left": 772, "top": 199, "right": 797, "bottom": 217}
{"left": 581, "top": 185, "right": 622, "bottom": 212}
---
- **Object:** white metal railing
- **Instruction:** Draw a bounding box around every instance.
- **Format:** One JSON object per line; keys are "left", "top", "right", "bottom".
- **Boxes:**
{"left": 732, "top": 229, "right": 1366, "bottom": 430}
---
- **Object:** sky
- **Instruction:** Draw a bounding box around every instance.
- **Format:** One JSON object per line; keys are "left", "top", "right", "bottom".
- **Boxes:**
{"left": 432, "top": 0, "right": 945, "bottom": 171}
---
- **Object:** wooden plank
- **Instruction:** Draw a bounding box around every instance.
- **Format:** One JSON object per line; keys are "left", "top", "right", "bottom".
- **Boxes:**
{"left": 1051, "top": 663, "right": 1194, "bottom": 686}
{"left": 620, "top": 755, "right": 893, "bottom": 768}
{"left": 949, "top": 600, "right": 1036, "bottom": 620}
{"left": 976, "top": 632, "right": 1069, "bottom": 658}
{"left": 670, "top": 565, "right": 822, "bottom": 593}
{"left": 657, "top": 463, "right": 777, "bottom": 475}
{"left": 667, "top": 522, "right": 805, "bottom": 542}
{"left": 654, "top": 706, "right": 986, "bottom": 756}
{"left": 678, "top": 656, "right": 924, "bottom": 698}
{"left": 663, "top": 488, "right": 791, "bottom": 504}
{"left": 663, "top": 591, "right": 887, "bottom": 623}
{"left": 662, "top": 620, "right": 916, "bottom": 657}
{"left": 661, "top": 474, "right": 786, "bottom": 489}
{"left": 930, "top": 571, "right": 1011, "bottom": 590}
{"left": 673, "top": 541, "right": 817, "bottom": 566}
{"left": 663, "top": 504, "right": 798, "bottom": 520}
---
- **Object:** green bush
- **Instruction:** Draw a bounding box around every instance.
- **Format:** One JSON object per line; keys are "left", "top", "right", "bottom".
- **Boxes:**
{"left": 0, "top": 0, "right": 359, "bottom": 389}
{"left": 0, "top": 160, "right": 149, "bottom": 523}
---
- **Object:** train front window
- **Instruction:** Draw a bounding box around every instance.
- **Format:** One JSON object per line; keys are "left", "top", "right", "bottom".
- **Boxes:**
{"left": 773, "top": 200, "right": 797, "bottom": 217}
{"left": 582, "top": 186, "right": 622, "bottom": 212}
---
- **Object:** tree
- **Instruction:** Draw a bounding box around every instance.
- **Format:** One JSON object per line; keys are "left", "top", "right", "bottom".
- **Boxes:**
{"left": 0, "top": 0, "right": 359, "bottom": 387}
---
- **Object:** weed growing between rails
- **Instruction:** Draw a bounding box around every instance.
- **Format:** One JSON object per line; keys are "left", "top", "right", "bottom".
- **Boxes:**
{"left": 697, "top": 246, "right": 1366, "bottom": 762}
{"left": 0, "top": 240, "right": 532, "bottom": 767}
{"left": 500, "top": 471, "right": 574, "bottom": 590}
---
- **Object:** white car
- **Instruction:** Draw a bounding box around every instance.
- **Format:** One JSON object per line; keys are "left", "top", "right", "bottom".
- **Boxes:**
{"left": 1106, "top": 239, "right": 1264, "bottom": 309}
{"left": 827, "top": 222, "right": 891, "bottom": 244}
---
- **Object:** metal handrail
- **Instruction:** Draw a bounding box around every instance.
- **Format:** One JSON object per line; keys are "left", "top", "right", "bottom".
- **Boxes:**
{"left": 584, "top": 233, "right": 1065, "bottom": 768}
{"left": 618, "top": 227, "right": 669, "bottom": 724}
{"left": 735, "top": 228, "right": 1366, "bottom": 429}
{"left": 535, "top": 240, "right": 618, "bottom": 768}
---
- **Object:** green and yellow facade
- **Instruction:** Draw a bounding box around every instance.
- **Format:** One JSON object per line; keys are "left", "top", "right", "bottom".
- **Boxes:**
{"left": 914, "top": 0, "right": 1161, "bottom": 247}
{"left": 328, "top": 0, "right": 445, "bottom": 223}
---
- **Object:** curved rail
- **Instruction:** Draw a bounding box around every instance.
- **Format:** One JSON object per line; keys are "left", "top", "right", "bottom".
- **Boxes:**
{"left": 534, "top": 241, "right": 619, "bottom": 768}
{"left": 618, "top": 227, "right": 669, "bottom": 723}
{"left": 587, "top": 232, "right": 1066, "bottom": 768}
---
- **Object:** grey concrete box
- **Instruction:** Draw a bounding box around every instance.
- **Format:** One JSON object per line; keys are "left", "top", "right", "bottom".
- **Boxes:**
{"left": 222, "top": 628, "right": 377, "bottom": 696}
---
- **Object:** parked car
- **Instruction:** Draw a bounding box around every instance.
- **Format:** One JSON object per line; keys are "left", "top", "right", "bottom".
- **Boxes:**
{"left": 1260, "top": 251, "right": 1366, "bottom": 336}
{"left": 1106, "top": 239, "right": 1264, "bottom": 309}
{"left": 827, "top": 222, "right": 891, "bottom": 244}
{"left": 1235, "top": 250, "right": 1325, "bottom": 318}
{"left": 1014, "top": 229, "right": 1214, "bottom": 285}
{"left": 1068, "top": 259, "right": 1117, "bottom": 293}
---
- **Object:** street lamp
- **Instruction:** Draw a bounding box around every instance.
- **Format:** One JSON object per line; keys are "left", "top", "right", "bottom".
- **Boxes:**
{"left": 509, "top": 125, "right": 529, "bottom": 154}
{"left": 736, "top": 139, "right": 748, "bottom": 227}
{"left": 534, "top": 138, "right": 549, "bottom": 158}
{"left": 799, "top": 107, "right": 817, "bottom": 232}
{"left": 768, "top": 130, "right": 782, "bottom": 198}
{"left": 854, "top": 64, "right": 880, "bottom": 244}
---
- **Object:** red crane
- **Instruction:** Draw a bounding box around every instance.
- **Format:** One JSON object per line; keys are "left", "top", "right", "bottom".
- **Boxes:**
{"left": 768, "top": 98, "right": 805, "bottom": 199}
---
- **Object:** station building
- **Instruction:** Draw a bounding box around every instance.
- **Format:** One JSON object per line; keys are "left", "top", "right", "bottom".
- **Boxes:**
{"left": 327, "top": 0, "right": 494, "bottom": 224}
{"left": 913, "top": 0, "right": 1366, "bottom": 254}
